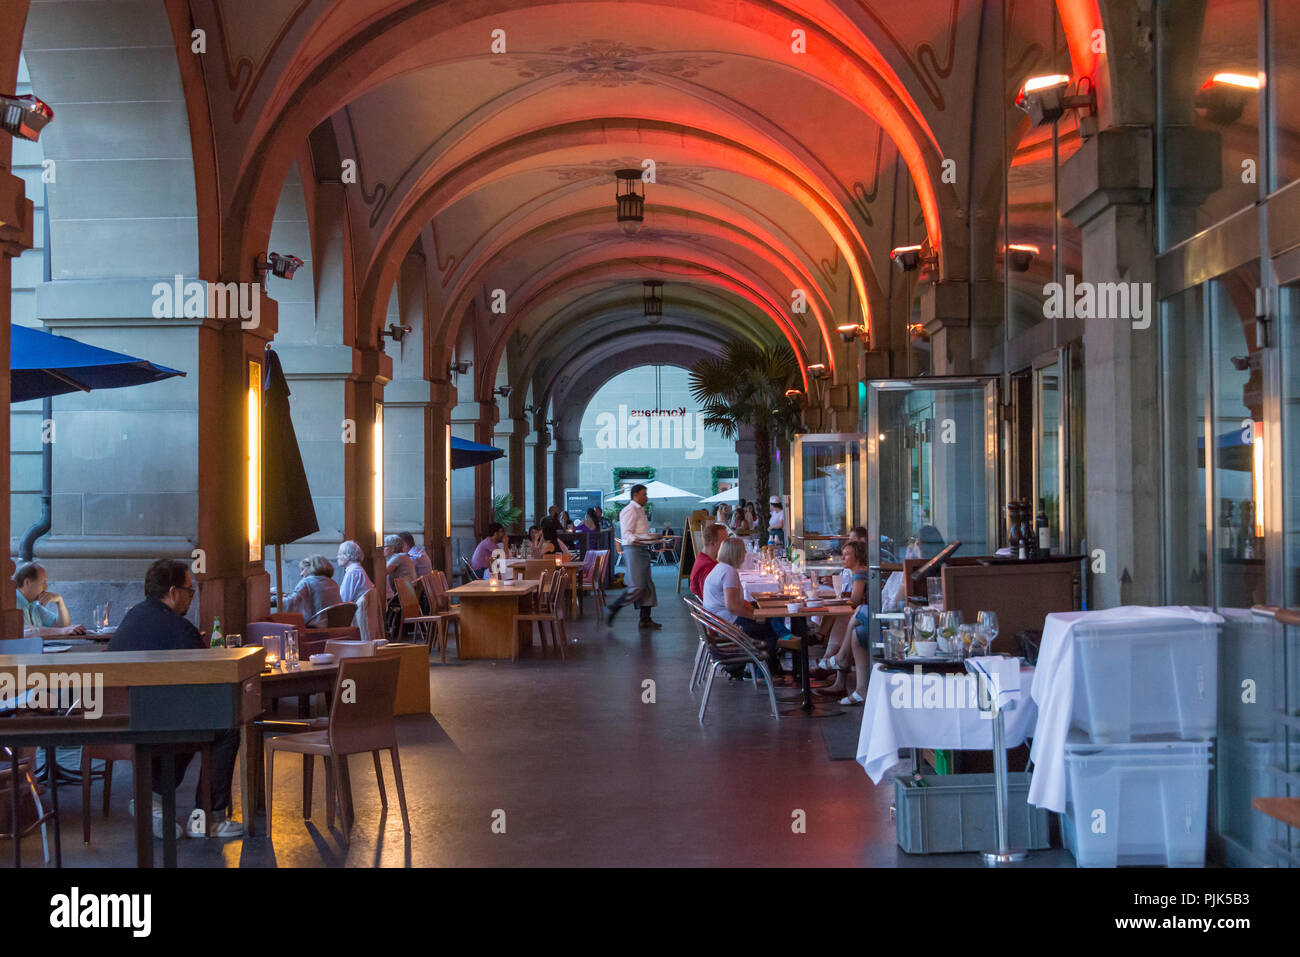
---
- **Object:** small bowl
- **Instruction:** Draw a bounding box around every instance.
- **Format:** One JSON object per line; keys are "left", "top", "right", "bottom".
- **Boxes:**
{"left": 786, "top": 602, "right": 803, "bottom": 614}
{"left": 308, "top": 653, "right": 337, "bottom": 665}
{"left": 805, "top": 599, "right": 825, "bottom": 608}
{"left": 913, "top": 641, "right": 939, "bottom": 658}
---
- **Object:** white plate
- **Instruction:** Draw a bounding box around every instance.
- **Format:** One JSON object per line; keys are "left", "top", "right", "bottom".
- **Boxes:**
{"left": 43, "top": 643, "right": 72, "bottom": 653}
{"left": 308, "top": 653, "right": 337, "bottom": 665}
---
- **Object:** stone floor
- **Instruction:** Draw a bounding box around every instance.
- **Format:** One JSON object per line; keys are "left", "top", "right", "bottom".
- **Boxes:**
{"left": 5, "top": 568, "right": 1073, "bottom": 867}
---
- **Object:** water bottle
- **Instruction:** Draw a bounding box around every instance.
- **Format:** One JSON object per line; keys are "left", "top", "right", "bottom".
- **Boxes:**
{"left": 210, "top": 616, "right": 224, "bottom": 649}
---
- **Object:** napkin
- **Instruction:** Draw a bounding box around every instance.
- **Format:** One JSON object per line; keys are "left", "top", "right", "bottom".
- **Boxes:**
{"left": 965, "top": 655, "right": 1021, "bottom": 712}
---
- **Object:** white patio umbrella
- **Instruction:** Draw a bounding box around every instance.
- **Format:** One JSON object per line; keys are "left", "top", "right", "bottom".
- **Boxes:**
{"left": 697, "top": 486, "right": 739, "bottom": 505}
{"left": 605, "top": 479, "right": 701, "bottom": 503}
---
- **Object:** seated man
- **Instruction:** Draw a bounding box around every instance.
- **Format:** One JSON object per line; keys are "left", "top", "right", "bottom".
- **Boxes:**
{"left": 400, "top": 531, "right": 433, "bottom": 579}
{"left": 383, "top": 534, "right": 416, "bottom": 600}
{"left": 108, "top": 559, "right": 242, "bottom": 840}
{"left": 471, "top": 522, "right": 506, "bottom": 578}
{"left": 13, "top": 562, "right": 85, "bottom": 638}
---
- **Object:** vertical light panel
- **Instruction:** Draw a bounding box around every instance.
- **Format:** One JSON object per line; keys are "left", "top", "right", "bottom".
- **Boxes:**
{"left": 445, "top": 423, "right": 452, "bottom": 537}
{"left": 247, "top": 359, "right": 262, "bottom": 562}
{"left": 1253, "top": 422, "right": 1265, "bottom": 537}
{"left": 373, "top": 401, "right": 385, "bottom": 546}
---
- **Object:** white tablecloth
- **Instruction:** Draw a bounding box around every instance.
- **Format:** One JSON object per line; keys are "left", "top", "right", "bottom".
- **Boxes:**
{"left": 1026, "top": 605, "right": 1223, "bottom": 812}
{"left": 856, "top": 659, "right": 1038, "bottom": 784}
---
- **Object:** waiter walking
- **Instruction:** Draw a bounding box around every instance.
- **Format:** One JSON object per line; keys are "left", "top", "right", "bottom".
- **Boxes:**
{"left": 606, "top": 483, "right": 661, "bottom": 630}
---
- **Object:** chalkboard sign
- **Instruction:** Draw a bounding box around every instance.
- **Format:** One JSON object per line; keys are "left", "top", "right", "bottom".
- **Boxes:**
{"left": 565, "top": 488, "right": 605, "bottom": 522}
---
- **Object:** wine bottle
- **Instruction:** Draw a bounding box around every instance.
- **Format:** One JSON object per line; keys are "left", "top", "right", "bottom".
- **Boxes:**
{"left": 1036, "top": 497, "right": 1050, "bottom": 556}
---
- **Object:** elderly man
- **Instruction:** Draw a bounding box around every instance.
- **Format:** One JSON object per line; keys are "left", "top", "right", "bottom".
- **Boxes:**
{"left": 335, "top": 540, "right": 374, "bottom": 604}
{"left": 13, "top": 562, "right": 86, "bottom": 638}
{"left": 108, "top": 559, "right": 242, "bottom": 839}
{"left": 606, "top": 484, "right": 661, "bottom": 629}
{"left": 689, "top": 523, "right": 729, "bottom": 599}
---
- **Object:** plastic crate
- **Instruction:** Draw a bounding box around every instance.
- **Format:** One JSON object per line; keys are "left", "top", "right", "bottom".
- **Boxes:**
{"left": 1072, "top": 618, "right": 1218, "bottom": 743}
{"left": 1218, "top": 736, "right": 1294, "bottom": 862}
{"left": 1062, "top": 736, "right": 1212, "bottom": 867}
{"left": 893, "top": 772, "right": 1051, "bottom": 855}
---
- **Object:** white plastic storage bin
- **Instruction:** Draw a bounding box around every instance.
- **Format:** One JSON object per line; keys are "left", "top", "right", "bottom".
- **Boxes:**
{"left": 1217, "top": 737, "right": 1294, "bottom": 862}
{"left": 1061, "top": 735, "right": 1212, "bottom": 867}
{"left": 1072, "top": 617, "right": 1218, "bottom": 743}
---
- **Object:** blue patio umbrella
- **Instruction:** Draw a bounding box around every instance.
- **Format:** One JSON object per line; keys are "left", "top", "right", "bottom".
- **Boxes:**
{"left": 451, "top": 435, "right": 504, "bottom": 469}
{"left": 10, "top": 324, "right": 185, "bottom": 402}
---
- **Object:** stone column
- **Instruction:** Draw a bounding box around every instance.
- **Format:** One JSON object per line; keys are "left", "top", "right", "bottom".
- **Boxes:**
{"left": 507, "top": 414, "right": 528, "bottom": 532}
{"left": 0, "top": 166, "right": 32, "bottom": 636}
{"left": 1060, "top": 127, "right": 1160, "bottom": 607}
{"left": 425, "top": 379, "right": 453, "bottom": 572}
{"left": 532, "top": 423, "right": 551, "bottom": 519}
{"left": 552, "top": 437, "right": 582, "bottom": 512}
{"left": 735, "top": 424, "right": 758, "bottom": 507}
{"left": 474, "top": 400, "right": 498, "bottom": 535}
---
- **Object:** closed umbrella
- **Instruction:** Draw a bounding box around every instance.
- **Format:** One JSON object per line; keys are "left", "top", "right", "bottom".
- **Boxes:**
{"left": 262, "top": 348, "right": 319, "bottom": 603}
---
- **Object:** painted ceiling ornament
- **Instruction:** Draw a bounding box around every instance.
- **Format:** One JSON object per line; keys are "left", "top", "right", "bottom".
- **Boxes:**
{"left": 550, "top": 158, "right": 710, "bottom": 184}
{"left": 492, "top": 40, "right": 723, "bottom": 87}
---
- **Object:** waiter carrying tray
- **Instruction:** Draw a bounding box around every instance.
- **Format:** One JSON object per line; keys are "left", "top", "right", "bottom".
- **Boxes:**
{"left": 606, "top": 483, "right": 662, "bottom": 630}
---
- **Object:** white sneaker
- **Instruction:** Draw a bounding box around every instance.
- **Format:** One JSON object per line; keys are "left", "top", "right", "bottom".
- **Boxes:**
{"left": 129, "top": 797, "right": 182, "bottom": 839}
{"left": 209, "top": 817, "right": 243, "bottom": 839}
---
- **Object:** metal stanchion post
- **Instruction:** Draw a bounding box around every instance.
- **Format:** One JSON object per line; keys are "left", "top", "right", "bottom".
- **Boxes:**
{"left": 980, "top": 668, "right": 1027, "bottom": 866}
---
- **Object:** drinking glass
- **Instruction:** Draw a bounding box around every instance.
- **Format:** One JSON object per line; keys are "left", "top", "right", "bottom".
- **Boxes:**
{"left": 914, "top": 611, "right": 936, "bottom": 643}
{"left": 956, "top": 624, "right": 976, "bottom": 660}
{"left": 224, "top": 633, "right": 242, "bottom": 649}
{"left": 977, "top": 610, "right": 999, "bottom": 650}
{"left": 284, "top": 630, "right": 299, "bottom": 669}
{"left": 926, "top": 577, "right": 944, "bottom": 610}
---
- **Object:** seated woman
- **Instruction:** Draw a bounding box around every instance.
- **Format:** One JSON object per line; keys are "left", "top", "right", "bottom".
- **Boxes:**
{"left": 538, "top": 523, "right": 571, "bottom": 557}
{"left": 283, "top": 554, "right": 343, "bottom": 621}
{"left": 730, "top": 505, "right": 751, "bottom": 534}
{"left": 821, "top": 539, "right": 872, "bottom": 706}
{"left": 527, "top": 525, "right": 544, "bottom": 558}
{"left": 335, "top": 540, "right": 375, "bottom": 603}
{"left": 811, "top": 527, "right": 869, "bottom": 687}
{"left": 702, "top": 537, "right": 793, "bottom": 680}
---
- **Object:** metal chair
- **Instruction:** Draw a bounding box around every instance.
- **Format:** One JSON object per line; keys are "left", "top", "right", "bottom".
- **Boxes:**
{"left": 460, "top": 556, "right": 480, "bottom": 585}
{"left": 685, "top": 601, "right": 780, "bottom": 723}
{"left": 305, "top": 602, "right": 358, "bottom": 628}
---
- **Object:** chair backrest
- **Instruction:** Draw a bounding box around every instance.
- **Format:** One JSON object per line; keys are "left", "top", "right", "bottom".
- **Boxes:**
{"left": 460, "top": 556, "right": 479, "bottom": 585}
{"left": 524, "top": 558, "right": 558, "bottom": 582}
{"left": 306, "top": 602, "right": 358, "bottom": 628}
{"left": 270, "top": 611, "right": 307, "bottom": 630}
{"left": 328, "top": 655, "right": 401, "bottom": 754}
{"left": 419, "top": 572, "right": 448, "bottom": 612}
{"left": 324, "top": 638, "right": 377, "bottom": 659}
{"left": 548, "top": 568, "right": 568, "bottom": 616}
{"left": 395, "top": 578, "right": 423, "bottom": 621}
{"left": 354, "top": 588, "right": 382, "bottom": 643}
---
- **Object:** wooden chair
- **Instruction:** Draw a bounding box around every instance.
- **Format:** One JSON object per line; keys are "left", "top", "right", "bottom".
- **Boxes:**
{"left": 417, "top": 572, "right": 462, "bottom": 662}
{"left": 511, "top": 572, "right": 569, "bottom": 661}
{"left": 263, "top": 656, "right": 408, "bottom": 841}
{"left": 394, "top": 579, "right": 440, "bottom": 646}
{"left": 576, "top": 549, "right": 608, "bottom": 616}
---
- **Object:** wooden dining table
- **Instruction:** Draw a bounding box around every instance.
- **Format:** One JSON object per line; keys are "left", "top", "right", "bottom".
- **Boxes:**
{"left": 446, "top": 579, "right": 542, "bottom": 659}
{"left": 751, "top": 598, "right": 856, "bottom": 718}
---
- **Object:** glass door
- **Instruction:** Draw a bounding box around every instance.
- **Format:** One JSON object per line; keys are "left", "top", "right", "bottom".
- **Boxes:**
{"left": 790, "top": 433, "right": 867, "bottom": 559}
{"left": 866, "top": 377, "right": 1001, "bottom": 623}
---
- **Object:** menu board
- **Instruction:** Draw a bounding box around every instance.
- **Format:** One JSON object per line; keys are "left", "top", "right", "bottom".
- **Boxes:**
{"left": 565, "top": 488, "right": 605, "bottom": 522}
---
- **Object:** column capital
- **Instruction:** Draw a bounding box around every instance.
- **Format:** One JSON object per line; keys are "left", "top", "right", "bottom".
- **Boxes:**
{"left": 477, "top": 401, "right": 500, "bottom": 428}
{"left": 0, "top": 171, "right": 33, "bottom": 257}
{"left": 1060, "top": 126, "right": 1160, "bottom": 229}
{"left": 554, "top": 437, "right": 583, "bottom": 455}
{"left": 428, "top": 378, "right": 454, "bottom": 406}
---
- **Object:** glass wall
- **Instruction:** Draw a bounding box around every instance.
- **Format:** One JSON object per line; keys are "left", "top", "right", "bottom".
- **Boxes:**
{"left": 1162, "top": 285, "right": 1210, "bottom": 606}
{"left": 1158, "top": 0, "right": 1263, "bottom": 249}
{"left": 1283, "top": 286, "right": 1300, "bottom": 604}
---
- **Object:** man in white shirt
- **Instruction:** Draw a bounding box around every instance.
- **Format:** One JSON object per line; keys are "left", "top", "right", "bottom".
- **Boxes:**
{"left": 606, "top": 484, "right": 661, "bottom": 629}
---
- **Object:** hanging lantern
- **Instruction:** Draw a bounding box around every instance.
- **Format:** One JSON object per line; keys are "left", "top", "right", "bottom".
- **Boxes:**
{"left": 615, "top": 168, "right": 645, "bottom": 234}
{"left": 642, "top": 280, "right": 663, "bottom": 323}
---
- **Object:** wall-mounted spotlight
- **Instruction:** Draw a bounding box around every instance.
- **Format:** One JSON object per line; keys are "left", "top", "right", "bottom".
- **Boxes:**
{"left": 1005, "top": 243, "right": 1039, "bottom": 273}
{"left": 889, "top": 242, "right": 937, "bottom": 273}
{"left": 784, "top": 388, "right": 803, "bottom": 398}
{"left": 449, "top": 359, "right": 471, "bottom": 376}
{"left": 907, "top": 322, "right": 929, "bottom": 341}
{"left": 1015, "top": 74, "right": 1097, "bottom": 133}
{"left": 255, "top": 251, "right": 304, "bottom": 280}
{"left": 1195, "top": 72, "right": 1261, "bottom": 126}
{"left": 494, "top": 385, "right": 513, "bottom": 398}
{"left": 836, "top": 323, "right": 869, "bottom": 344}
{"left": 806, "top": 363, "right": 829, "bottom": 381}
{"left": 523, "top": 403, "right": 540, "bottom": 415}
{"left": 0, "top": 93, "right": 53, "bottom": 142}
{"left": 381, "top": 323, "right": 412, "bottom": 344}
{"left": 642, "top": 279, "right": 663, "bottom": 323}
{"left": 615, "top": 168, "right": 645, "bottom": 235}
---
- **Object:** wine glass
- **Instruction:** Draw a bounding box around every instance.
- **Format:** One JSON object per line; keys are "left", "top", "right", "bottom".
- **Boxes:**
{"left": 977, "top": 610, "right": 999, "bottom": 652}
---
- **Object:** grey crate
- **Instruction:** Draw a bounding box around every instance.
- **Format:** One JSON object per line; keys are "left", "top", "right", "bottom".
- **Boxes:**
{"left": 893, "top": 772, "right": 1052, "bottom": 854}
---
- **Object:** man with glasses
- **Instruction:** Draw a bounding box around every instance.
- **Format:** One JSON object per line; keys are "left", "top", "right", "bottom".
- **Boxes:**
{"left": 109, "top": 559, "right": 244, "bottom": 839}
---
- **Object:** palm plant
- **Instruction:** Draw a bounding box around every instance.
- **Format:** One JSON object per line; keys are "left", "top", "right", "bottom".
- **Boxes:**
{"left": 689, "top": 340, "right": 804, "bottom": 540}
{"left": 493, "top": 492, "right": 522, "bottom": 531}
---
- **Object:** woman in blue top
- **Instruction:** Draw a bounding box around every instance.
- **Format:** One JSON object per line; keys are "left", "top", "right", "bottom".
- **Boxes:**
{"left": 821, "top": 539, "right": 871, "bottom": 706}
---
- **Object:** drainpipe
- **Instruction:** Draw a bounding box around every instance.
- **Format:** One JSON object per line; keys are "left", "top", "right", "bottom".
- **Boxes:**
{"left": 19, "top": 396, "right": 52, "bottom": 562}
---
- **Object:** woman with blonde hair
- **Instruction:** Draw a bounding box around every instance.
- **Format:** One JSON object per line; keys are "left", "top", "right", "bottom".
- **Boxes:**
{"left": 283, "top": 553, "right": 343, "bottom": 620}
